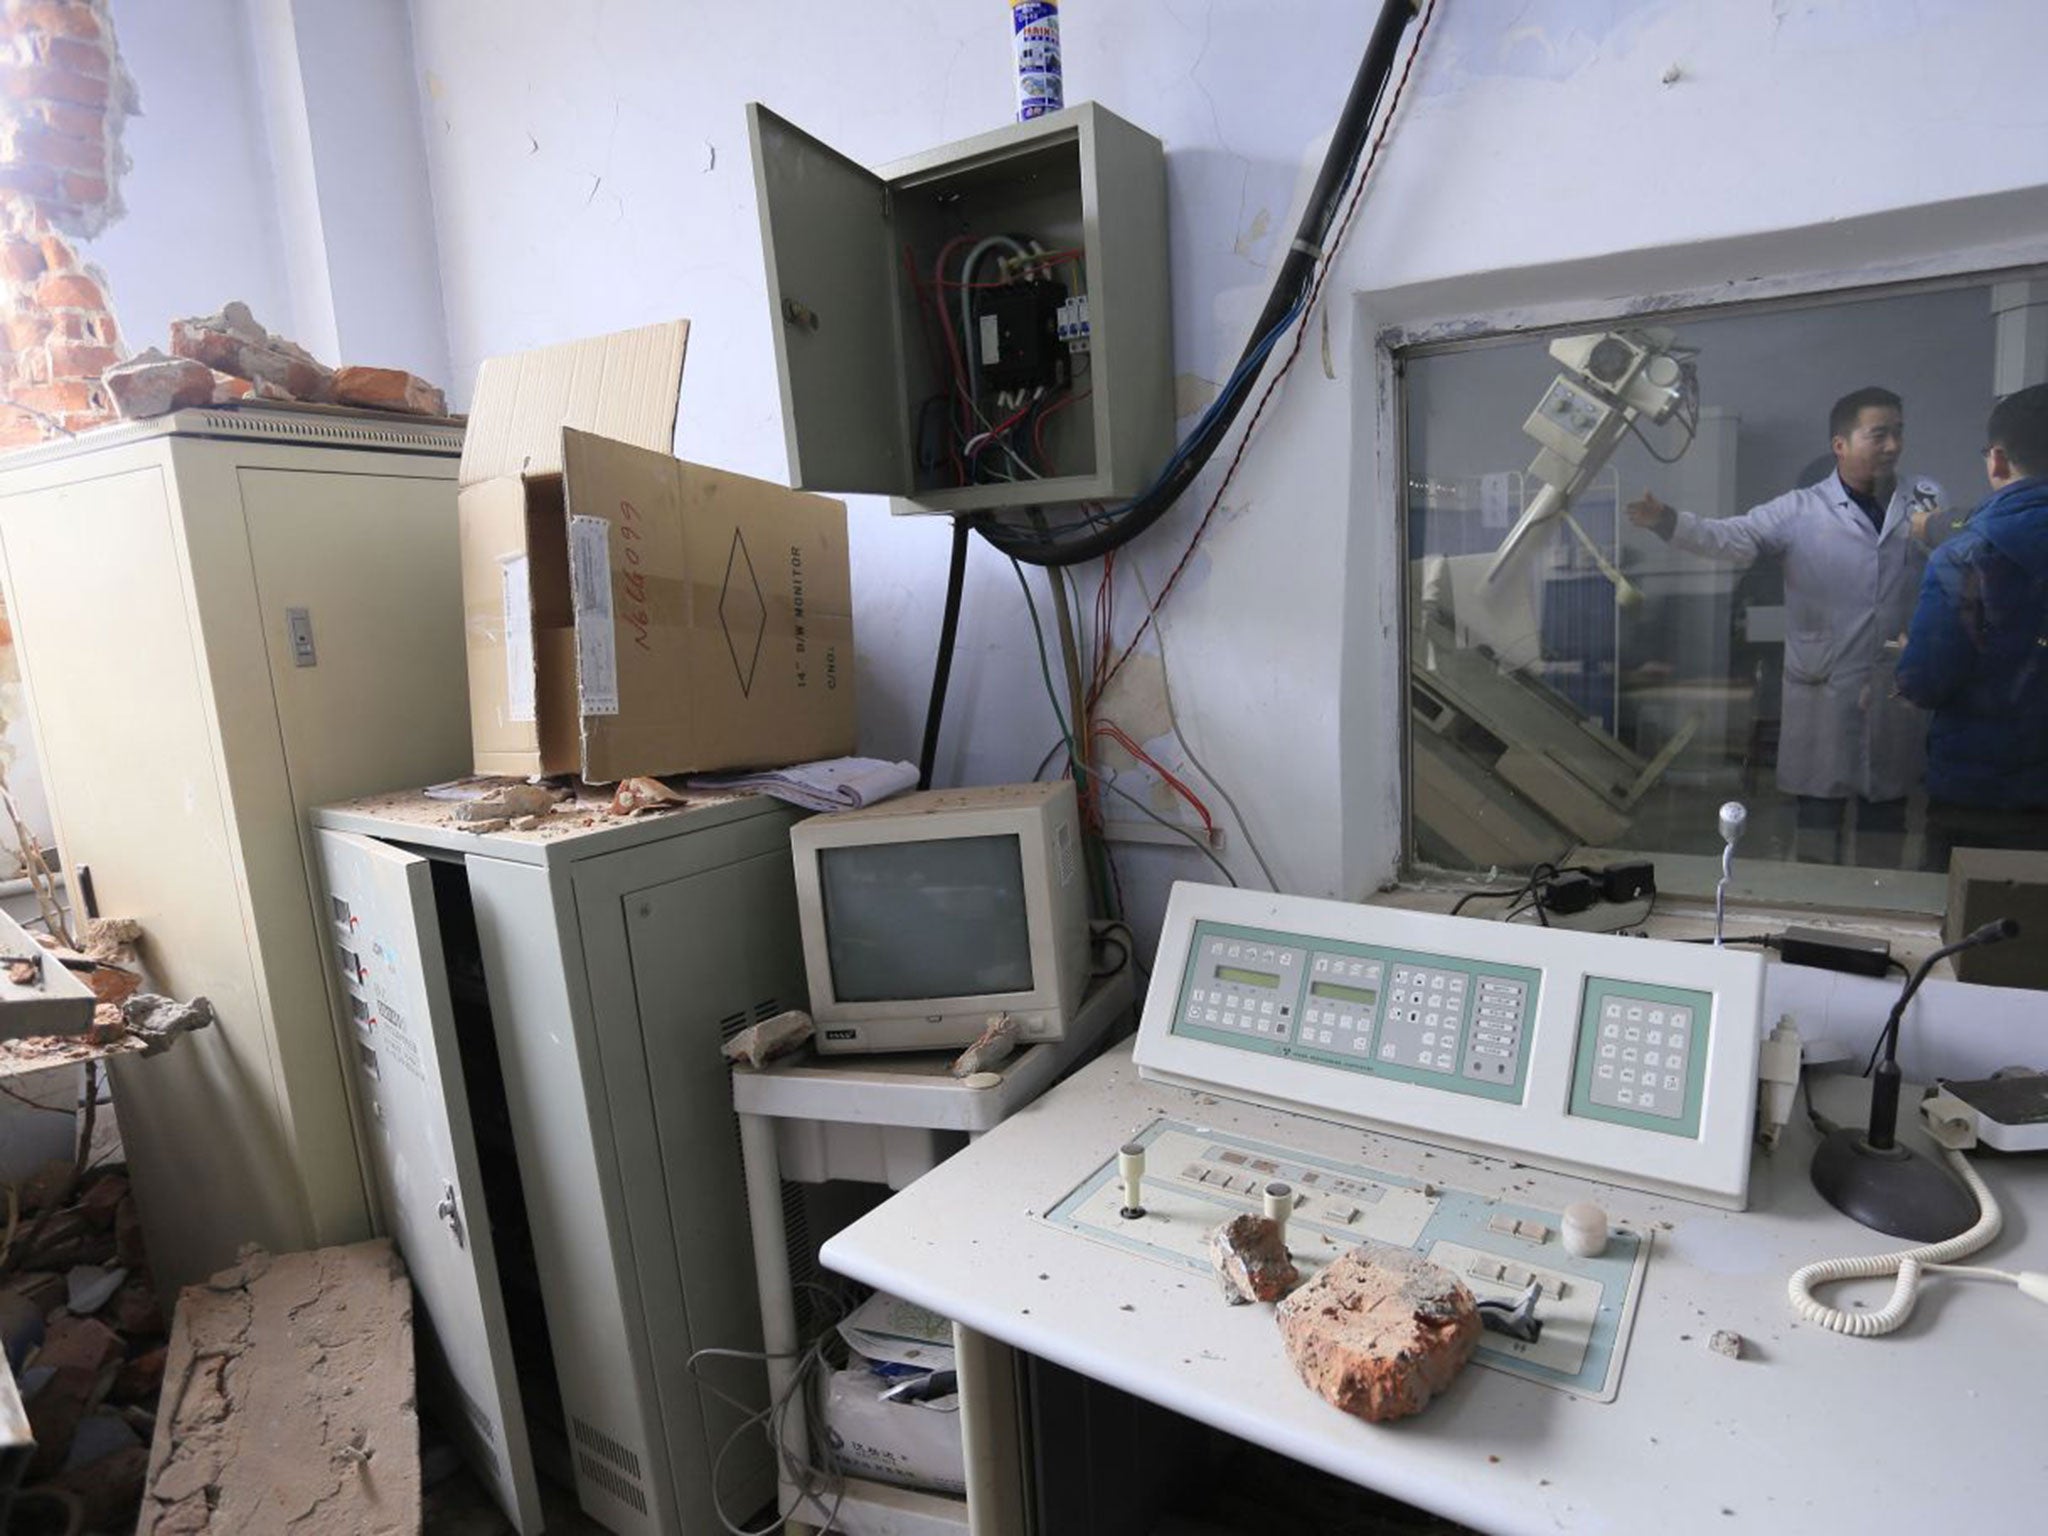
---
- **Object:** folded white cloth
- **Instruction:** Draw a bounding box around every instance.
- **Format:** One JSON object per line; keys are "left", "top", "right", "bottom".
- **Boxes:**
{"left": 684, "top": 756, "right": 918, "bottom": 814}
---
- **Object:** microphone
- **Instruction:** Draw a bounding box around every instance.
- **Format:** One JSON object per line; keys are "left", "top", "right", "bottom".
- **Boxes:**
{"left": 1713, "top": 801, "right": 1745, "bottom": 947}
{"left": 1811, "top": 918, "right": 2022, "bottom": 1241}
{"left": 1866, "top": 920, "right": 2021, "bottom": 1151}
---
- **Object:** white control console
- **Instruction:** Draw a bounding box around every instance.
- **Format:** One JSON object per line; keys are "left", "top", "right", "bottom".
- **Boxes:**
{"left": 1134, "top": 884, "right": 1768, "bottom": 1208}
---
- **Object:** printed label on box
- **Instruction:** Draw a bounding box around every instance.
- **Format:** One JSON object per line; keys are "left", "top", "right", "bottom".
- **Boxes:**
{"left": 567, "top": 515, "right": 621, "bottom": 716}
{"left": 500, "top": 553, "right": 535, "bottom": 723}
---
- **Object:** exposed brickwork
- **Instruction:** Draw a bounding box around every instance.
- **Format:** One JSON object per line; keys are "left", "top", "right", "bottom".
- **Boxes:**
{"left": 0, "top": 0, "right": 135, "bottom": 448}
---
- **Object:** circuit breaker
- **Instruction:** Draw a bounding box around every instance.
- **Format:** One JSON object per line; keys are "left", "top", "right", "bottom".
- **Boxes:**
{"left": 747, "top": 101, "right": 1173, "bottom": 514}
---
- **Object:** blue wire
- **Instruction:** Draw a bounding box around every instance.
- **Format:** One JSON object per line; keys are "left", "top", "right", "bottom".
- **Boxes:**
{"left": 1130, "top": 295, "right": 1307, "bottom": 503}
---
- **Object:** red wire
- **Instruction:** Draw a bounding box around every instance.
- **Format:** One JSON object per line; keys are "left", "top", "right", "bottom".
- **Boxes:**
{"left": 902, "top": 244, "right": 965, "bottom": 486}
{"left": 1092, "top": 720, "right": 1216, "bottom": 834}
{"left": 966, "top": 396, "right": 1038, "bottom": 458}
{"left": 1092, "top": 0, "right": 1437, "bottom": 701}
{"left": 1031, "top": 387, "right": 1091, "bottom": 469}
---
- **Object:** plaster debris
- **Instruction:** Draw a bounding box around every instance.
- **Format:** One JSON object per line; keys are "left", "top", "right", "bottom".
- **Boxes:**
{"left": 1708, "top": 1329, "right": 1745, "bottom": 1359}
{"left": 454, "top": 782, "right": 560, "bottom": 822}
{"left": 121, "top": 993, "right": 215, "bottom": 1057}
{"left": 101, "top": 348, "right": 215, "bottom": 420}
{"left": 170, "top": 300, "right": 334, "bottom": 400}
{"left": 1208, "top": 1212, "right": 1300, "bottom": 1306}
{"left": 139, "top": 1240, "right": 419, "bottom": 1535}
{"left": 950, "top": 1014, "right": 1019, "bottom": 1077}
{"left": 1275, "top": 1242, "right": 1482, "bottom": 1423}
{"left": 722, "top": 1008, "right": 814, "bottom": 1070}
{"left": 613, "top": 775, "right": 690, "bottom": 814}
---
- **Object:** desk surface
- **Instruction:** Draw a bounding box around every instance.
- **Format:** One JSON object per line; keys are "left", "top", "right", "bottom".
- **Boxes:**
{"left": 822, "top": 1042, "right": 2048, "bottom": 1536}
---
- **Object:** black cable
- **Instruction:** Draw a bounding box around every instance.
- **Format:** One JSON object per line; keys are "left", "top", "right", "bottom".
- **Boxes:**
{"left": 1451, "top": 885, "right": 1527, "bottom": 916}
{"left": 972, "top": 0, "right": 1421, "bottom": 569}
{"left": 916, "top": 517, "right": 971, "bottom": 790}
{"left": 1091, "top": 930, "right": 1132, "bottom": 979}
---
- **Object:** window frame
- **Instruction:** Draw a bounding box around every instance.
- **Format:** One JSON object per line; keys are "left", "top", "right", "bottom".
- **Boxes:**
{"left": 1382, "top": 259, "right": 2048, "bottom": 916}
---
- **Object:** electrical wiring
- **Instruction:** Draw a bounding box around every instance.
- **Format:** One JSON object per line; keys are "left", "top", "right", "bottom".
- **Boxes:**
{"left": 1032, "top": 387, "right": 1090, "bottom": 471}
{"left": 1091, "top": 719, "right": 1215, "bottom": 836}
{"left": 1076, "top": 0, "right": 1438, "bottom": 694}
{"left": 974, "top": 0, "right": 1431, "bottom": 570}
{"left": 1125, "top": 553, "right": 1280, "bottom": 888}
{"left": 1009, "top": 556, "right": 1238, "bottom": 887}
{"left": 688, "top": 1278, "right": 858, "bottom": 1535}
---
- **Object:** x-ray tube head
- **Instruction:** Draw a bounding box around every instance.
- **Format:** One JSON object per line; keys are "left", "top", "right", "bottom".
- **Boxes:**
{"left": 1483, "top": 328, "right": 1696, "bottom": 597}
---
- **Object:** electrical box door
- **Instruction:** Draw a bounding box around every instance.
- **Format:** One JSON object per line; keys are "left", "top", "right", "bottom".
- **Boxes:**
{"left": 316, "top": 831, "right": 543, "bottom": 1535}
{"left": 747, "top": 102, "right": 915, "bottom": 496}
{"left": 747, "top": 100, "right": 1172, "bottom": 515}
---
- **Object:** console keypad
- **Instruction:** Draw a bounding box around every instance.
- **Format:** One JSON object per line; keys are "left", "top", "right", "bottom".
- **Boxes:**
{"left": 1587, "top": 996, "right": 1693, "bottom": 1119}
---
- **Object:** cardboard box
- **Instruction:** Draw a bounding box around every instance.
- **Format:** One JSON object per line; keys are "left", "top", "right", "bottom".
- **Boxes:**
{"left": 458, "top": 321, "right": 855, "bottom": 781}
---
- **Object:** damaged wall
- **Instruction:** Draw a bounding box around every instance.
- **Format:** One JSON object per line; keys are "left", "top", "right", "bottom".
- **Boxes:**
{"left": 0, "top": 0, "right": 135, "bottom": 447}
{"left": 402, "top": 0, "right": 2048, "bottom": 946}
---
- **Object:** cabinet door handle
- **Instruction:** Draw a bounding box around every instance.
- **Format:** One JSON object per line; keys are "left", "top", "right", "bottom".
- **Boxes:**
{"left": 437, "top": 1182, "right": 465, "bottom": 1248}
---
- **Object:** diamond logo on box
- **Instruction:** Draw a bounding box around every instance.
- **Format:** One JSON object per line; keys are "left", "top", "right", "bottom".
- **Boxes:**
{"left": 719, "top": 527, "right": 767, "bottom": 697}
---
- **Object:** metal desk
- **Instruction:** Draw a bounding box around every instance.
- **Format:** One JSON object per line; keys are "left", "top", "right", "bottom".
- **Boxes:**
{"left": 821, "top": 1041, "right": 2048, "bottom": 1534}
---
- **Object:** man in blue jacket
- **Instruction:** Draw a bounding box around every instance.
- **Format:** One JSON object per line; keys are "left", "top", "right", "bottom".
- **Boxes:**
{"left": 1896, "top": 383, "right": 2048, "bottom": 867}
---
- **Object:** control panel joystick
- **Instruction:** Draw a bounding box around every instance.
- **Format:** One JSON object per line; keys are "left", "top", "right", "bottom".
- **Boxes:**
{"left": 1119, "top": 1142, "right": 1146, "bottom": 1219}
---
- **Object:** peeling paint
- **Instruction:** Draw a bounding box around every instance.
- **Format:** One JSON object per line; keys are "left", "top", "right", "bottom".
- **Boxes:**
{"left": 1233, "top": 207, "right": 1271, "bottom": 258}
{"left": 1174, "top": 372, "right": 1220, "bottom": 418}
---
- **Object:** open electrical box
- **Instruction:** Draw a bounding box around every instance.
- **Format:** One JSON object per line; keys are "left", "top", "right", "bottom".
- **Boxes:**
{"left": 746, "top": 101, "right": 1173, "bottom": 514}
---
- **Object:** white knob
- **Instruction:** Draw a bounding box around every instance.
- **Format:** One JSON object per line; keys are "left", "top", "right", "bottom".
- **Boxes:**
{"left": 1263, "top": 1181, "right": 1292, "bottom": 1244}
{"left": 1718, "top": 801, "right": 1747, "bottom": 846}
{"left": 1562, "top": 1201, "right": 1609, "bottom": 1258}
{"left": 1118, "top": 1143, "right": 1145, "bottom": 1216}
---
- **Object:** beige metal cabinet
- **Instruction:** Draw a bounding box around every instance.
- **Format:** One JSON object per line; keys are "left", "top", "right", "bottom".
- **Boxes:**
{"left": 0, "top": 408, "right": 468, "bottom": 1293}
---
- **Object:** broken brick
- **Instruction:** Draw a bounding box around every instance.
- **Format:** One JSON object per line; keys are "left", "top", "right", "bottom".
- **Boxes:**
{"left": 1275, "top": 1243, "right": 1482, "bottom": 1424}
{"left": 52, "top": 1444, "right": 150, "bottom": 1529}
{"left": 1209, "top": 1212, "right": 1300, "bottom": 1305}
{"left": 108, "top": 1277, "right": 164, "bottom": 1337}
{"left": 27, "top": 1364, "right": 97, "bottom": 1478}
{"left": 32, "top": 1313, "right": 122, "bottom": 1377}
{"left": 77, "top": 1172, "right": 128, "bottom": 1230}
{"left": 330, "top": 364, "right": 447, "bottom": 417}
{"left": 114, "top": 1344, "right": 167, "bottom": 1406}
{"left": 169, "top": 300, "right": 332, "bottom": 400}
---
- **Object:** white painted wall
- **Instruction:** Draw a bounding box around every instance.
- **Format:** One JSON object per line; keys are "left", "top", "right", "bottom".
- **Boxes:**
{"left": 411, "top": 1, "right": 2047, "bottom": 951}
{"left": 87, "top": 0, "right": 295, "bottom": 363}
{"left": 83, "top": 1, "right": 449, "bottom": 385}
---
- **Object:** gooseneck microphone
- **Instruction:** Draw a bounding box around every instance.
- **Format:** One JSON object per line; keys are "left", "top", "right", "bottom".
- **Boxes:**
{"left": 1811, "top": 918, "right": 2022, "bottom": 1240}
{"left": 1713, "top": 801, "right": 1746, "bottom": 947}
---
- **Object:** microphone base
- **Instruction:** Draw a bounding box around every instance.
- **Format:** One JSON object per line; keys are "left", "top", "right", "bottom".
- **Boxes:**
{"left": 1809, "top": 1126, "right": 1978, "bottom": 1243}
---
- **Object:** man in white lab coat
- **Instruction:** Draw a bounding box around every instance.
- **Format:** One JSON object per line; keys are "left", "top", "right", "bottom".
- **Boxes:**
{"left": 1628, "top": 387, "right": 1939, "bottom": 866}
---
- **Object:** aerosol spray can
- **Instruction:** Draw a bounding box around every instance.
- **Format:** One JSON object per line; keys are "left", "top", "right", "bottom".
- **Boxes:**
{"left": 1011, "top": 0, "right": 1063, "bottom": 120}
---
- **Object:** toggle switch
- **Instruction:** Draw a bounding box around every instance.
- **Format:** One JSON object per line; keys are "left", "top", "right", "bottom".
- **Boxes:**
{"left": 1263, "top": 1180, "right": 1293, "bottom": 1245}
{"left": 1119, "top": 1142, "right": 1146, "bottom": 1219}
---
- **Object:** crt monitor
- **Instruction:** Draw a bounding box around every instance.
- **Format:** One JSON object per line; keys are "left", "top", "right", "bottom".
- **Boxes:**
{"left": 791, "top": 782, "right": 1091, "bottom": 1054}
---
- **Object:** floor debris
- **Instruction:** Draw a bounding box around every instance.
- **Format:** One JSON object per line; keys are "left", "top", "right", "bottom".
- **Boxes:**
{"left": 138, "top": 1240, "right": 418, "bottom": 1534}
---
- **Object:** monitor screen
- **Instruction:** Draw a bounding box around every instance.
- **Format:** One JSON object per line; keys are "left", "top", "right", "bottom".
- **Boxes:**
{"left": 819, "top": 834, "right": 1035, "bottom": 1002}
